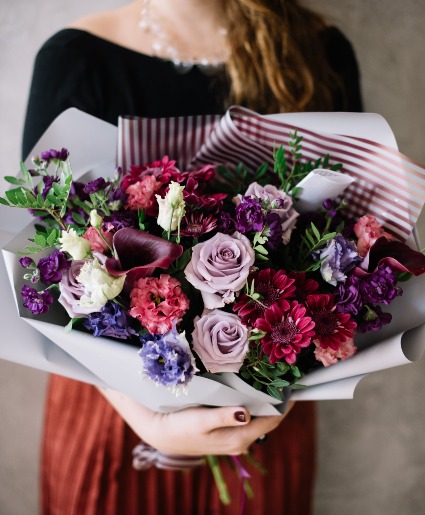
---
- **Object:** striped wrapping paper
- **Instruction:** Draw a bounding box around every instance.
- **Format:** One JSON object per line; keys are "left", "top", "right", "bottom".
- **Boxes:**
{"left": 118, "top": 106, "right": 425, "bottom": 241}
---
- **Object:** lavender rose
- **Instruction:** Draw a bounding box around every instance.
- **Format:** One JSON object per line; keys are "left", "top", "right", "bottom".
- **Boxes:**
{"left": 191, "top": 310, "right": 249, "bottom": 373}
{"left": 58, "top": 260, "right": 92, "bottom": 318}
{"left": 184, "top": 232, "right": 255, "bottom": 309}
{"left": 241, "top": 182, "right": 299, "bottom": 244}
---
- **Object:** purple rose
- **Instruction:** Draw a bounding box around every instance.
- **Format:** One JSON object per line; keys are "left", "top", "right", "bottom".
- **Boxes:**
{"left": 191, "top": 310, "right": 249, "bottom": 373}
{"left": 242, "top": 182, "right": 299, "bottom": 244}
{"left": 38, "top": 250, "right": 70, "bottom": 286}
{"left": 184, "top": 232, "right": 255, "bottom": 309}
{"left": 58, "top": 260, "right": 92, "bottom": 318}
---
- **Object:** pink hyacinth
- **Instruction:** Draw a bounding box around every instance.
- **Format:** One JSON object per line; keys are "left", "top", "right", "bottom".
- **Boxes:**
{"left": 129, "top": 274, "right": 189, "bottom": 334}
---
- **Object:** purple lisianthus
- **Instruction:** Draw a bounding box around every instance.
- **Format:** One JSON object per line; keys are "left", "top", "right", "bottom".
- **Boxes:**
{"left": 84, "top": 301, "right": 137, "bottom": 339}
{"left": 19, "top": 256, "right": 35, "bottom": 269}
{"left": 83, "top": 177, "right": 110, "bottom": 195}
{"left": 336, "top": 275, "right": 363, "bottom": 315}
{"left": 315, "top": 234, "right": 361, "bottom": 286}
{"left": 38, "top": 250, "right": 70, "bottom": 286}
{"left": 357, "top": 305, "right": 392, "bottom": 333}
{"left": 138, "top": 327, "right": 197, "bottom": 393}
{"left": 322, "top": 198, "right": 338, "bottom": 218}
{"left": 235, "top": 196, "right": 264, "bottom": 233}
{"left": 40, "top": 148, "right": 69, "bottom": 163}
{"left": 359, "top": 265, "right": 401, "bottom": 305}
{"left": 21, "top": 285, "right": 53, "bottom": 314}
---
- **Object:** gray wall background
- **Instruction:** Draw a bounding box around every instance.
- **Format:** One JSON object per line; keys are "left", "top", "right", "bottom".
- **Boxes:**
{"left": 1, "top": 1, "right": 424, "bottom": 514}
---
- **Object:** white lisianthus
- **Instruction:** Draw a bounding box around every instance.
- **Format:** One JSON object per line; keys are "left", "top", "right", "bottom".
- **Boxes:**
{"left": 59, "top": 228, "right": 92, "bottom": 259}
{"left": 89, "top": 209, "right": 103, "bottom": 229}
{"left": 156, "top": 182, "right": 186, "bottom": 233}
{"left": 77, "top": 259, "right": 125, "bottom": 310}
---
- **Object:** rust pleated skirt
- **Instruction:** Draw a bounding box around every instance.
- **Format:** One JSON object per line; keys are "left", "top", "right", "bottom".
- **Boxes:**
{"left": 41, "top": 374, "right": 316, "bottom": 515}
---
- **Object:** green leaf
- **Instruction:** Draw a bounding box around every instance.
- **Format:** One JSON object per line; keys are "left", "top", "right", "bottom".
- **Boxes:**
{"left": 322, "top": 232, "right": 337, "bottom": 241}
{"left": 25, "top": 246, "right": 42, "bottom": 254}
{"left": 311, "top": 223, "right": 321, "bottom": 240}
{"left": 72, "top": 212, "right": 87, "bottom": 226}
{"left": 4, "top": 176, "right": 26, "bottom": 186}
{"left": 267, "top": 385, "right": 282, "bottom": 400}
{"left": 0, "top": 197, "right": 10, "bottom": 206}
{"left": 47, "top": 229, "right": 59, "bottom": 246}
{"left": 271, "top": 379, "right": 290, "bottom": 388}
{"left": 291, "top": 383, "right": 308, "bottom": 390}
{"left": 254, "top": 244, "right": 268, "bottom": 255}
{"left": 20, "top": 162, "right": 34, "bottom": 187}
{"left": 253, "top": 381, "right": 262, "bottom": 391}
{"left": 34, "top": 234, "right": 46, "bottom": 248}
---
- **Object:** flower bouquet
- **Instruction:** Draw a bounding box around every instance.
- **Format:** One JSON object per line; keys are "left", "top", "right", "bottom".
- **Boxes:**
{"left": 2, "top": 107, "right": 425, "bottom": 416}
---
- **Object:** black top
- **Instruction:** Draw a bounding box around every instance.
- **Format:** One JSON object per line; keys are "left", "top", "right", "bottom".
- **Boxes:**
{"left": 22, "top": 27, "right": 362, "bottom": 159}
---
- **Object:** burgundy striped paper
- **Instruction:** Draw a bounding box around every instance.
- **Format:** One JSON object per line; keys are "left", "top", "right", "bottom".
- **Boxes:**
{"left": 118, "top": 107, "right": 425, "bottom": 240}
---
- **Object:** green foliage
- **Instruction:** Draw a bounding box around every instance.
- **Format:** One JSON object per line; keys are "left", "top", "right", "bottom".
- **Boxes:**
{"left": 17, "top": 227, "right": 62, "bottom": 255}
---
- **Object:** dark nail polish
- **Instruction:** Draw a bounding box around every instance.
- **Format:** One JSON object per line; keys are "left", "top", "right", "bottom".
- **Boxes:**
{"left": 234, "top": 411, "right": 246, "bottom": 423}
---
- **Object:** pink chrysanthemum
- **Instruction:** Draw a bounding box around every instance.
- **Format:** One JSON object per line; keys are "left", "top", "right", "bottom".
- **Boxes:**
{"left": 129, "top": 274, "right": 189, "bottom": 334}
{"left": 124, "top": 175, "right": 161, "bottom": 212}
{"left": 305, "top": 294, "right": 356, "bottom": 351}
{"left": 255, "top": 300, "right": 315, "bottom": 364}
{"left": 234, "top": 269, "right": 296, "bottom": 326}
{"left": 121, "top": 157, "right": 180, "bottom": 191}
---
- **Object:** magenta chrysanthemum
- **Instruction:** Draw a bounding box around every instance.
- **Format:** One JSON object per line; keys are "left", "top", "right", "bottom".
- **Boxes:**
{"left": 255, "top": 301, "right": 315, "bottom": 364}
{"left": 305, "top": 294, "right": 356, "bottom": 351}
{"left": 234, "top": 268, "right": 296, "bottom": 326}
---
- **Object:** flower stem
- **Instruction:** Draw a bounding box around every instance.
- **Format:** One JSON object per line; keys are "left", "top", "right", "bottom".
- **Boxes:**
{"left": 206, "top": 455, "right": 231, "bottom": 505}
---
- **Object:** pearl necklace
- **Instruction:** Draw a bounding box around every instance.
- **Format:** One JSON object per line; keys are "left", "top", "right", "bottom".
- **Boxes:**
{"left": 138, "top": 0, "right": 229, "bottom": 73}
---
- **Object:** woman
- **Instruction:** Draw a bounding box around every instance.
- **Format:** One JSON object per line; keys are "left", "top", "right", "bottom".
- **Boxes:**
{"left": 23, "top": 1, "right": 362, "bottom": 514}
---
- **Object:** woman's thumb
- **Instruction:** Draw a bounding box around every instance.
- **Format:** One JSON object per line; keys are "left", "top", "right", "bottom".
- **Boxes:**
{"left": 202, "top": 406, "right": 251, "bottom": 432}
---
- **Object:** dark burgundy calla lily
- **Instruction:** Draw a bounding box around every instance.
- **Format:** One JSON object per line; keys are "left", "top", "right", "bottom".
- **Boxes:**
{"left": 367, "top": 236, "right": 425, "bottom": 276}
{"left": 105, "top": 228, "right": 183, "bottom": 290}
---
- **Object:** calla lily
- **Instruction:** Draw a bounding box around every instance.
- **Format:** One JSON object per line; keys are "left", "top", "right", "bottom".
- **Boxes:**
{"left": 105, "top": 228, "right": 183, "bottom": 290}
{"left": 367, "top": 236, "right": 425, "bottom": 276}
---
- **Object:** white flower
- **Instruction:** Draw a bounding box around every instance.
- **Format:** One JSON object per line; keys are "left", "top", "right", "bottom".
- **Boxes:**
{"left": 59, "top": 228, "right": 92, "bottom": 260}
{"left": 156, "top": 181, "right": 185, "bottom": 232}
{"left": 89, "top": 209, "right": 103, "bottom": 229}
{"left": 77, "top": 259, "right": 125, "bottom": 310}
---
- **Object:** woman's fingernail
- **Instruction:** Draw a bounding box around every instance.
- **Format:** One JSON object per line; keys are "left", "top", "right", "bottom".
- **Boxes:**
{"left": 234, "top": 411, "right": 246, "bottom": 423}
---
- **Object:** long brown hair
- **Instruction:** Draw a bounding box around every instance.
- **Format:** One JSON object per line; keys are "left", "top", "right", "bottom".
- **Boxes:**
{"left": 222, "top": 0, "right": 339, "bottom": 114}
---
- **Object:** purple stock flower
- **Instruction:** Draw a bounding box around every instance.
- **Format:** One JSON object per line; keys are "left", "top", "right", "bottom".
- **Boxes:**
{"left": 315, "top": 234, "right": 361, "bottom": 286}
{"left": 235, "top": 196, "right": 264, "bottom": 233}
{"left": 40, "top": 176, "right": 60, "bottom": 200}
{"left": 103, "top": 210, "right": 138, "bottom": 231}
{"left": 322, "top": 198, "right": 338, "bottom": 218}
{"left": 38, "top": 250, "right": 70, "bottom": 286}
{"left": 357, "top": 305, "right": 392, "bottom": 333}
{"left": 83, "top": 177, "right": 110, "bottom": 195}
{"left": 21, "top": 285, "right": 53, "bottom": 314}
{"left": 336, "top": 275, "right": 363, "bottom": 315}
{"left": 40, "top": 148, "right": 69, "bottom": 163}
{"left": 265, "top": 212, "right": 283, "bottom": 249}
{"left": 19, "top": 257, "right": 35, "bottom": 269}
{"left": 84, "top": 301, "right": 137, "bottom": 339}
{"left": 138, "top": 328, "right": 196, "bottom": 392}
{"left": 217, "top": 211, "right": 236, "bottom": 234}
{"left": 360, "top": 265, "right": 401, "bottom": 305}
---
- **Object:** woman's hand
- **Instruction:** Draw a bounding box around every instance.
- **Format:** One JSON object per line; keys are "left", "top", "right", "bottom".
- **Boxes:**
{"left": 99, "top": 387, "right": 294, "bottom": 456}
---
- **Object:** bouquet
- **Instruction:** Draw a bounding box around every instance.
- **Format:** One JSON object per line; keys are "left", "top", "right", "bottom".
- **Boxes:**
{"left": 2, "top": 107, "right": 425, "bottom": 504}
{"left": 2, "top": 114, "right": 425, "bottom": 405}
